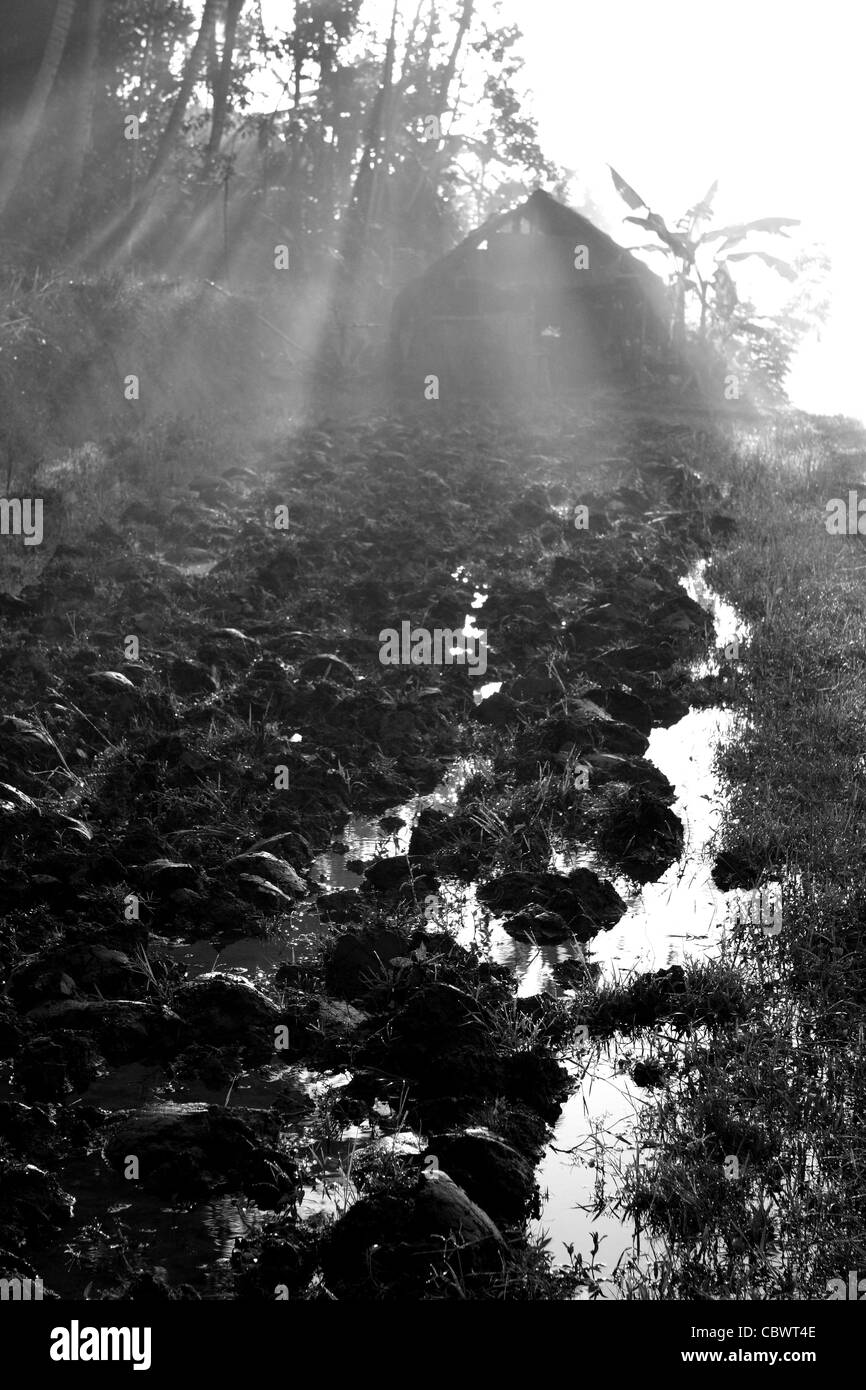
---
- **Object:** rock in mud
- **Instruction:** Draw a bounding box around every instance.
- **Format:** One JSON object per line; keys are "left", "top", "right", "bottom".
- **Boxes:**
{"left": 501, "top": 907, "right": 573, "bottom": 944}
{"left": 584, "top": 750, "right": 675, "bottom": 799}
{"left": 586, "top": 782, "right": 684, "bottom": 883}
{"left": 234, "top": 873, "right": 296, "bottom": 913}
{"left": 415, "top": 1167, "right": 504, "bottom": 1247}
{"left": 298, "top": 653, "right": 356, "bottom": 683}
{"left": 478, "top": 868, "right": 626, "bottom": 940}
{"left": 631, "top": 682, "right": 690, "bottom": 728}
{"left": 23, "top": 1000, "right": 185, "bottom": 1065}
{"left": 170, "top": 973, "right": 282, "bottom": 1057}
{"left": 584, "top": 686, "right": 653, "bottom": 736}
{"left": 312, "top": 888, "right": 362, "bottom": 922}
{"left": 7, "top": 944, "right": 145, "bottom": 1007}
{"left": 138, "top": 860, "right": 203, "bottom": 893}
{"left": 104, "top": 1103, "right": 298, "bottom": 1203}
{"left": 0, "top": 718, "right": 63, "bottom": 789}
{"left": 426, "top": 1128, "right": 537, "bottom": 1227}
{"left": 317, "top": 997, "right": 369, "bottom": 1035}
{"left": 363, "top": 854, "right": 437, "bottom": 893}
{"left": 497, "top": 1050, "right": 571, "bottom": 1124}
{"left": 84, "top": 671, "right": 140, "bottom": 716}
{"left": 225, "top": 851, "right": 306, "bottom": 896}
{"left": 407, "top": 808, "right": 477, "bottom": 875}
{"left": 14, "top": 1034, "right": 104, "bottom": 1100}
{"left": 0, "top": 1163, "right": 75, "bottom": 1242}
{"left": 321, "top": 1169, "right": 504, "bottom": 1295}
{"left": 473, "top": 691, "right": 519, "bottom": 727}
{"left": 256, "top": 550, "right": 299, "bottom": 595}
{"left": 168, "top": 658, "right": 219, "bottom": 696}
{"left": 119, "top": 661, "right": 154, "bottom": 686}
{"left": 363, "top": 981, "right": 490, "bottom": 1100}
{"left": 324, "top": 928, "right": 409, "bottom": 999}
{"left": 231, "top": 1223, "right": 317, "bottom": 1298}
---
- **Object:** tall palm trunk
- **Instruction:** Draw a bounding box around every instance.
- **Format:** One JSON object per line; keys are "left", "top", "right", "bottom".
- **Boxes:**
{"left": 205, "top": 0, "right": 245, "bottom": 174}
{"left": 144, "top": 0, "right": 220, "bottom": 188}
{"left": 0, "top": 0, "right": 78, "bottom": 221}
{"left": 55, "top": 0, "right": 105, "bottom": 245}
{"left": 95, "top": 0, "right": 220, "bottom": 261}
{"left": 343, "top": 0, "right": 400, "bottom": 276}
{"left": 404, "top": 0, "right": 474, "bottom": 220}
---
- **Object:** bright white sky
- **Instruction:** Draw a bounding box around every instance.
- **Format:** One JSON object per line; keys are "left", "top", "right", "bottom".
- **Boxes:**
{"left": 499, "top": 0, "right": 866, "bottom": 419}
{"left": 252, "top": 0, "right": 865, "bottom": 418}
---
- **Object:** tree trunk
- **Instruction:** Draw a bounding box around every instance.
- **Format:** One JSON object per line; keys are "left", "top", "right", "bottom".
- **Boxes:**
{"left": 437, "top": 0, "right": 473, "bottom": 114}
{"left": 55, "top": 0, "right": 105, "bottom": 245}
{"left": 144, "top": 0, "right": 220, "bottom": 188}
{"left": 344, "top": 0, "right": 400, "bottom": 275}
{"left": 94, "top": 0, "right": 220, "bottom": 261}
{"left": 205, "top": 0, "right": 245, "bottom": 173}
{"left": 404, "top": 0, "right": 474, "bottom": 220}
{"left": 0, "top": 0, "right": 79, "bottom": 221}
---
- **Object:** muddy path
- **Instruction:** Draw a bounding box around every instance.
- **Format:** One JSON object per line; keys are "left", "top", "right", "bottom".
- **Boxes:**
{"left": 0, "top": 405, "right": 747, "bottom": 1299}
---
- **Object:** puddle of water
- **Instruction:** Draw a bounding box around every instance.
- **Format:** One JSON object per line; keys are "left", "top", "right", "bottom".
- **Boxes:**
{"left": 526, "top": 707, "right": 734, "bottom": 1289}
{"left": 230, "top": 558, "right": 755, "bottom": 1290}
{"left": 530, "top": 1049, "right": 661, "bottom": 1295}
{"left": 309, "top": 756, "right": 484, "bottom": 883}
{"left": 436, "top": 708, "right": 735, "bottom": 993}
{"left": 582, "top": 707, "right": 736, "bottom": 981}
{"left": 530, "top": 567, "right": 753, "bottom": 1289}
{"left": 294, "top": 693, "right": 741, "bottom": 1289}
{"left": 681, "top": 558, "right": 751, "bottom": 677}
{"left": 164, "top": 911, "right": 329, "bottom": 976}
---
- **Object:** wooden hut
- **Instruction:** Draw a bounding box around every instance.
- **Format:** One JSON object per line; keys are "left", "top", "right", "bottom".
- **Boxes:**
{"left": 388, "top": 189, "right": 672, "bottom": 397}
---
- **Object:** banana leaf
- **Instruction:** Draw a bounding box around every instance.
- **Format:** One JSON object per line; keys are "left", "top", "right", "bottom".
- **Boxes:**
{"left": 609, "top": 165, "right": 647, "bottom": 211}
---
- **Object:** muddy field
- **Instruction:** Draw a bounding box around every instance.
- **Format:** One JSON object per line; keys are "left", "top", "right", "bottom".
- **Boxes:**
{"left": 0, "top": 402, "right": 848, "bottom": 1300}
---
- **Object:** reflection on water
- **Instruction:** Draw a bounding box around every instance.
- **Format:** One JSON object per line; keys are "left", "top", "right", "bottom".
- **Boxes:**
{"left": 527, "top": 701, "right": 730, "bottom": 1285}
{"left": 681, "top": 558, "right": 751, "bottom": 677}
{"left": 531, "top": 1048, "right": 661, "bottom": 1297}
{"left": 585, "top": 707, "right": 735, "bottom": 982}
{"left": 146, "top": 560, "right": 751, "bottom": 1292}
{"left": 432, "top": 707, "right": 736, "bottom": 993}
{"left": 530, "top": 570, "right": 750, "bottom": 1291}
{"left": 309, "top": 755, "right": 485, "bottom": 884}
{"left": 298, "top": 697, "right": 740, "bottom": 1292}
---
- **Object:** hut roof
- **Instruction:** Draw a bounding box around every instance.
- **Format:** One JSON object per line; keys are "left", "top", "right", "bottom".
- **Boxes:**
{"left": 417, "top": 188, "right": 669, "bottom": 307}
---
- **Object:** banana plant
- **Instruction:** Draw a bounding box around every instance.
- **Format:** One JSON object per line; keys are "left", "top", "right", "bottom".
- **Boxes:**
{"left": 608, "top": 165, "right": 800, "bottom": 345}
